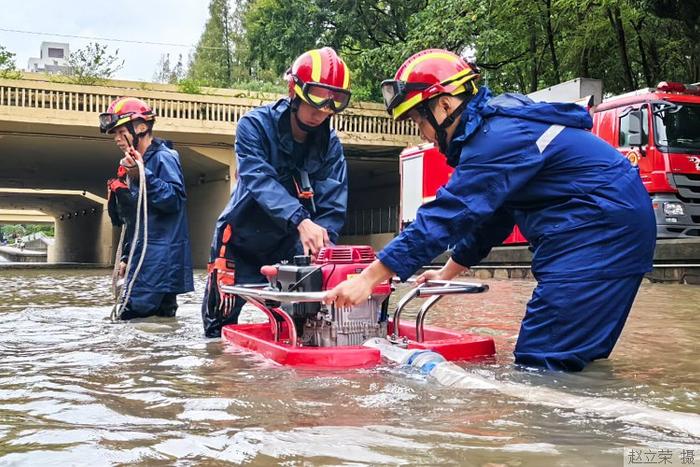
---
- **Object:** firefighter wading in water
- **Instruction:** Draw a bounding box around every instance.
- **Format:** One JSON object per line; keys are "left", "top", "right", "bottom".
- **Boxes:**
{"left": 202, "top": 47, "right": 351, "bottom": 338}
{"left": 324, "top": 49, "right": 656, "bottom": 371}
{"left": 100, "top": 97, "right": 194, "bottom": 319}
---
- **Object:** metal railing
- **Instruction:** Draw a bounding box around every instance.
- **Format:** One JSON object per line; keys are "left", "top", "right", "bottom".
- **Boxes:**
{"left": 0, "top": 79, "right": 420, "bottom": 139}
{"left": 344, "top": 205, "right": 399, "bottom": 235}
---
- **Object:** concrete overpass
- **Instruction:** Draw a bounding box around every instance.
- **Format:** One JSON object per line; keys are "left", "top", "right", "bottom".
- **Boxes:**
{"left": 0, "top": 208, "right": 53, "bottom": 224}
{"left": 0, "top": 74, "right": 419, "bottom": 267}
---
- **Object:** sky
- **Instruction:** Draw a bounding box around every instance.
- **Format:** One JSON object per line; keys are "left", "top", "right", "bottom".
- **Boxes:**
{"left": 0, "top": 1, "right": 212, "bottom": 82}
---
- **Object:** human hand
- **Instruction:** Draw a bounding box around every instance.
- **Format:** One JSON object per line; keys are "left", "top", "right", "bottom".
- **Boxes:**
{"left": 414, "top": 259, "right": 468, "bottom": 286}
{"left": 120, "top": 147, "right": 143, "bottom": 179}
{"left": 323, "top": 275, "right": 373, "bottom": 308}
{"left": 414, "top": 268, "right": 448, "bottom": 286}
{"left": 297, "top": 219, "right": 329, "bottom": 257}
{"left": 107, "top": 178, "right": 128, "bottom": 193}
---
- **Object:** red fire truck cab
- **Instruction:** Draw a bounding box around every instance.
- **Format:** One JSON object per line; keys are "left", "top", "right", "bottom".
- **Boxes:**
{"left": 399, "top": 143, "right": 527, "bottom": 244}
{"left": 592, "top": 81, "right": 700, "bottom": 237}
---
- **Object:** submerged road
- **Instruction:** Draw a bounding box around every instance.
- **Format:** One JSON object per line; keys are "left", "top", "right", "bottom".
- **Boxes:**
{"left": 0, "top": 269, "right": 697, "bottom": 465}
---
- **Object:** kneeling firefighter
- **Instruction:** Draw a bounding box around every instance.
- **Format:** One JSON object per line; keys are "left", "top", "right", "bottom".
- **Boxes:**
{"left": 100, "top": 97, "right": 194, "bottom": 320}
{"left": 202, "top": 47, "right": 351, "bottom": 337}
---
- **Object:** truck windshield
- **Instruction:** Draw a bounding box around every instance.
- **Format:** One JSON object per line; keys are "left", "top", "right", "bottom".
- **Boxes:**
{"left": 654, "top": 102, "right": 700, "bottom": 151}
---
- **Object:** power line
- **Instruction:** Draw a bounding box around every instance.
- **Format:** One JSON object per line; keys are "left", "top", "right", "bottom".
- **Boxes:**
{"left": 0, "top": 27, "right": 226, "bottom": 50}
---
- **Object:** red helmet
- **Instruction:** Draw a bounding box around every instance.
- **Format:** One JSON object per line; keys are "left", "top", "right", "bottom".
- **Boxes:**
{"left": 287, "top": 47, "right": 352, "bottom": 113}
{"left": 381, "top": 49, "right": 479, "bottom": 120}
{"left": 99, "top": 97, "right": 156, "bottom": 134}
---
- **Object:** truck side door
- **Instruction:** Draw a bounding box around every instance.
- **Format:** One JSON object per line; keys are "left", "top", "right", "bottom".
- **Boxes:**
{"left": 617, "top": 104, "right": 651, "bottom": 184}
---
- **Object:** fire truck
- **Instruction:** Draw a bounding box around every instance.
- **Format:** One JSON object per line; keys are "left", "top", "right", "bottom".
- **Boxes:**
{"left": 399, "top": 143, "right": 527, "bottom": 244}
{"left": 399, "top": 79, "right": 700, "bottom": 241}
{"left": 592, "top": 81, "right": 700, "bottom": 237}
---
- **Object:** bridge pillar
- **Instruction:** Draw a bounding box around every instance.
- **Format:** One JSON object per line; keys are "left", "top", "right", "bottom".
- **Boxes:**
{"left": 186, "top": 146, "right": 236, "bottom": 267}
{"left": 51, "top": 210, "right": 113, "bottom": 264}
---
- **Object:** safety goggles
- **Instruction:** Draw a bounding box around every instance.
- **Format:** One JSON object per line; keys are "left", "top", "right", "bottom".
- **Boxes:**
{"left": 99, "top": 112, "right": 129, "bottom": 133}
{"left": 381, "top": 80, "right": 431, "bottom": 115}
{"left": 294, "top": 76, "right": 352, "bottom": 113}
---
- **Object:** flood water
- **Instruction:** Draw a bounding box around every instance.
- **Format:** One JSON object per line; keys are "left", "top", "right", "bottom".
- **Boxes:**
{"left": 0, "top": 269, "right": 698, "bottom": 466}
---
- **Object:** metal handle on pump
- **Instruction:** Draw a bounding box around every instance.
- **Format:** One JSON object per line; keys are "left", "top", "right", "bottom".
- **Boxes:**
{"left": 220, "top": 285, "right": 327, "bottom": 303}
{"left": 220, "top": 279, "right": 487, "bottom": 346}
{"left": 390, "top": 278, "right": 488, "bottom": 343}
{"left": 220, "top": 284, "right": 327, "bottom": 347}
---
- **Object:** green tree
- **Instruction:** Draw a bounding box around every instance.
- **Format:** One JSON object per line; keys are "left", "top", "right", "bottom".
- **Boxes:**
{"left": 232, "top": 0, "right": 698, "bottom": 101}
{"left": 190, "top": 0, "right": 238, "bottom": 87}
{"left": 242, "top": 0, "right": 424, "bottom": 100}
{"left": 0, "top": 45, "right": 21, "bottom": 79}
{"left": 1, "top": 224, "right": 54, "bottom": 241}
{"left": 641, "top": 0, "right": 700, "bottom": 82}
{"left": 153, "top": 53, "right": 187, "bottom": 84}
{"left": 153, "top": 53, "right": 172, "bottom": 83}
{"left": 64, "top": 42, "right": 124, "bottom": 85}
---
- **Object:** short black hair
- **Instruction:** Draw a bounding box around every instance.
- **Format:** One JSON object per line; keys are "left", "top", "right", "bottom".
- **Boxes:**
{"left": 132, "top": 118, "right": 154, "bottom": 134}
{"left": 426, "top": 92, "right": 468, "bottom": 111}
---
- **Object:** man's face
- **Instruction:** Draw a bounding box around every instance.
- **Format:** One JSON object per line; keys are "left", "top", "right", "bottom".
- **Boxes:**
{"left": 111, "top": 126, "right": 133, "bottom": 152}
{"left": 408, "top": 109, "right": 439, "bottom": 145}
{"left": 296, "top": 100, "right": 334, "bottom": 128}
{"left": 111, "top": 122, "right": 149, "bottom": 151}
{"left": 407, "top": 98, "right": 455, "bottom": 146}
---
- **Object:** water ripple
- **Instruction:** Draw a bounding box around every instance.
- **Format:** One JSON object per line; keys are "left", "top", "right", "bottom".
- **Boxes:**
{"left": 0, "top": 269, "right": 698, "bottom": 465}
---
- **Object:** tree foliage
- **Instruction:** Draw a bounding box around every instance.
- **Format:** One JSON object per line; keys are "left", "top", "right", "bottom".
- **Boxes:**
{"left": 0, "top": 224, "right": 54, "bottom": 240}
{"left": 188, "top": 0, "right": 700, "bottom": 101}
{"left": 64, "top": 42, "right": 124, "bottom": 85}
{"left": 153, "top": 53, "right": 186, "bottom": 84}
{"left": 189, "top": 0, "right": 253, "bottom": 87}
{"left": 0, "top": 45, "right": 21, "bottom": 79}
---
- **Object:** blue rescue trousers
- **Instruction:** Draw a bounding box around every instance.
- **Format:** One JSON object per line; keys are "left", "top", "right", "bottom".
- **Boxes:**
{"left": 121, "top": 292, "right": 179, "bottom": 320}
{"left": 201, "top": 237, "right": 300, "bottom": 338}
{"left": 514, "top": 274, "right": 644, "bottom": 371}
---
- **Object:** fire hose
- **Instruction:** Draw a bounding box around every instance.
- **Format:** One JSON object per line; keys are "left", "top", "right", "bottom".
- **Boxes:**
{"left": 362, "top": 337, "right": 700, "bottom": 438}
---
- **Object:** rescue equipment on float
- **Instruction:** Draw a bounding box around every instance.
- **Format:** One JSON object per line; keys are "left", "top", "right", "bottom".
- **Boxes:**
{"left": 220, "top": 245, "right": 496, "bottom": 368}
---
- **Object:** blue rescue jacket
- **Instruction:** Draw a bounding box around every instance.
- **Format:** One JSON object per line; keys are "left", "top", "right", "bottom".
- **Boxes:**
{"left": 124, "top": 138, "right": 194, "bottom": 294}
{"left": 379, "top": 87, "right": 656, "bottom": 282}
{"left": 210, "top": 98, "right": 348, "bottom": 261}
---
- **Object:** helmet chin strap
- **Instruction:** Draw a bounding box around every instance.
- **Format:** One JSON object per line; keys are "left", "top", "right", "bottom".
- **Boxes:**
{"left": 291, "top": 98, "right": 327, "bottom": 133}
{"left": 420, "top": 97, "right": 469, "bottom": 156}
{"left": 125, "top": 122, "right": 151, "bottom": 151}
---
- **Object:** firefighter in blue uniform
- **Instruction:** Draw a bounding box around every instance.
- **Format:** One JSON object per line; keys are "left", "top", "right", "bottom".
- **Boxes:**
{"left": 325, "top": 49, "right": 656, "bottom": 371}
{"left": 100, "top": 97, "right": 194, "bottom": 319}
{"left": 202, "top": 47, "right": 351, "bottom": 337}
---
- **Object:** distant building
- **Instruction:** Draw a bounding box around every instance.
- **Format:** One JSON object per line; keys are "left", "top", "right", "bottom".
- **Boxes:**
{"left": 27, "top": 42, "right": 71, "bottom": 74}
{"left": 21, "top": 232, "right": 54, "bottom": 252}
